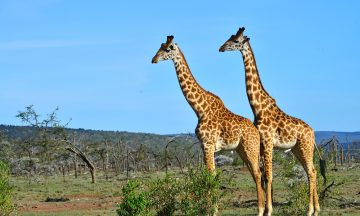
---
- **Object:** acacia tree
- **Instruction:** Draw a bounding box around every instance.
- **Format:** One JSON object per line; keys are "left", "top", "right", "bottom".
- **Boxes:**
{"left": 16, "top": 105, "right": 66, "bottom": 183}
{"left": 16, "top": 105, "right": 96, "bottom": 183}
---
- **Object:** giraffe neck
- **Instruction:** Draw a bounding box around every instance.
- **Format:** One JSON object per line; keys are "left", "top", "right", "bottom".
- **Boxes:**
{"left": 240, "top": 43, "right": 275, "bottom": 115}
{"left": 172, "top": 48, "right": 209, "bottom": 118}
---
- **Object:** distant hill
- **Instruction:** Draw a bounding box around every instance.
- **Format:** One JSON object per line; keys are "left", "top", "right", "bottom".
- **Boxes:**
{"left": 0, "top": 124, "right": 359, "bottom": 147}
{"left": 0, "top": 124, "right": 198, "bottom": 149}
{"left": 315, "top": 131, "right": 360, "bottom": 144}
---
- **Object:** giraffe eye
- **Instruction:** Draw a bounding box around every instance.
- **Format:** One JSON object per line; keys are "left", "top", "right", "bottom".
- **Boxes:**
{"left": 234, "top": 40, "right": 239, "bottom": 43}
{"left": 165, "top": 49, "right": 170, "bottom": 53}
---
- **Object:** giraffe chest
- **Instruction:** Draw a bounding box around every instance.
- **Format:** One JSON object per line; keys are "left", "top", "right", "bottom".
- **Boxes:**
{"left": 215, "top": 137, "right": 239, "bottom": 152}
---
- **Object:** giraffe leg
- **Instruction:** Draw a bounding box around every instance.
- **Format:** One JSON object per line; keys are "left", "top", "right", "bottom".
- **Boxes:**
{"left": 292, "top": 142, "right": 319, "bottom": 216}
{"left": 202, "top": 140, "right": 216, "bottom": 172}
{"left": 237, "top": 148, "right": 265, "bottom": 216}
{"left": 260, "top": 145, "right": 266, "bottom": 192}
{"left": 262, "top": 139, "right": 274, "bottom": 216}
{"left": 248, "top": 160, "right": 265, "bottom": 216}
{"left": 313, "top": 175, "right": 320, "bottom": 216}
{"left": 201, "top": 138, "right": 218, "bottom": 216}
{"left": 312, "top": 141, "right": 321, "bottom": 215}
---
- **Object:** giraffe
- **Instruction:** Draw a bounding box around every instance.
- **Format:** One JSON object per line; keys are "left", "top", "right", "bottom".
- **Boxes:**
{"left": 219, "top": 27, "right": 320, "bottom": 216}
{"left": 152, "top": 35, "right": 265, "bottom": 215}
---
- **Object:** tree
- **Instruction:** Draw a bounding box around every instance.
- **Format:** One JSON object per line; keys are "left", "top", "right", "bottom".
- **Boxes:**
{"left": 64, "top": 142, "right": 96, "bottom": 183}
{"left": 16, "top": 105, "right": 97, "bottom": 183}
{"left": 16, "top": 105, "right": 68, "bottom": 183}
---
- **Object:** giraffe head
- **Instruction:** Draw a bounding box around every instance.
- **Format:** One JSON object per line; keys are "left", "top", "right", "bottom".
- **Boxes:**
{"left": 151, "top": 35, "right": 179, "bottom": 64}
{"left": 219, "top": 27, "right": 250, "bottom": 53}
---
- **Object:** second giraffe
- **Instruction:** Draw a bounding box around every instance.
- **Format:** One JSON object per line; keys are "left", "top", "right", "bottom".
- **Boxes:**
{"left": 219, "top": 27, "right": 320, "bottom": 216}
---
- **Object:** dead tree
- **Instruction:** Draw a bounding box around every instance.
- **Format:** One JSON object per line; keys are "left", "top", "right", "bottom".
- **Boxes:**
{"left": 65, "top": 145, "right": 96, "bottom": 183}
{"left": 322, "top": 136, "right": 341, "bottom": 168}
{"left": 62, "top": 139, "right": 96, "bottom": 183}
{"left": 72, "top": 134, "right": 78, "bottom": 178}
{"left": 315, "top": 143, "right": 327, "bottom": 185}
{"left": 111, "top": 138, "right": 124, "bottom": 175}
{"left": 164, "top": 136, "right": 177, "bottom": 174}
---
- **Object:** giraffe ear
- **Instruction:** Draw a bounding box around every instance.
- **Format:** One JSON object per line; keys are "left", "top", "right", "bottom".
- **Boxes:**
{"left": 243, "top": 36, "right": 250, "bottom": 43}
{"left": 166, "top": 35, "right": 174, "bottom": 44}
{"left": 236, "top": 27, "right": 245, "bottom": 36}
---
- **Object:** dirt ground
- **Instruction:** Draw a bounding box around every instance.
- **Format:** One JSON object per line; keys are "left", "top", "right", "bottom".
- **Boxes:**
{"left": 17, "top": 194, "right": 121, "bottom": 214}
{"left": 18, "top": 194, "right": 121, "bottom": 215}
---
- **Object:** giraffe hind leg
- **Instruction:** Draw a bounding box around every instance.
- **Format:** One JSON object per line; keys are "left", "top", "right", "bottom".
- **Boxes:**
{"left": 237, "top": 148, "right": 265, "bottom": 216}
{"left": 248, "top": 161, "right": 265, "bottom": 216}
{"left": 292, "top": 142, "right": 319, "bottom": 216}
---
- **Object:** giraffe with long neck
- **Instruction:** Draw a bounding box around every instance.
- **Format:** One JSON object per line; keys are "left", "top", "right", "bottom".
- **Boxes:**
{"left": 219, "top": 28, "right": 320, "bottom": 216}
{"left": 152, "top": 36, "right": 265, "bottom": 215}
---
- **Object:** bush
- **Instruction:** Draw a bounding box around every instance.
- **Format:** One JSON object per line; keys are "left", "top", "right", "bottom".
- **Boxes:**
{"left": 177, "top": 168, "right": 221, "bottom": 215}
{"left": 116, "top": 167, "right": 222, "bottom": 216}
{"left": 0, "top": 161, "right": 15, "bottom": 216}
{"left": 231, "top": 156, "right": 243, "bottom": 166}
{"left": 274, "top": 151, "right": 322, "bottom": 215}
{"left": 280, "top": 182, "right": 308, "bottom": 215}
{"left": 149, "top": 176, "right": 180, "bottom": 216}
{"left": 116, "top": 180, "right": 150, "bottom": 216}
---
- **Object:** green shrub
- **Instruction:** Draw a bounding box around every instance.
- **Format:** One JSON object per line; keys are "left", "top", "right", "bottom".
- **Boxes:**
{"left": 280, "top": 181, "right": 308, "bottom": 215}
{"left": 116, "top": 167, "right": 222, "bottom": 216}
{"left": 177, "top": 168, "right": 221, "bottom": 215}
{"left": 232, "top": 156, "right": 243, "bottom": 166}
{"left": 274, "top": 151, "right": 319, "bottom": 215}
{"left": 0, "top": 161, "right": 15, "bottom": 216}
{"left": 148, "top": 176, "right": 180, "bottom": 216}
{"left": 116, "top": 180, "right": 150, "bottom": 216}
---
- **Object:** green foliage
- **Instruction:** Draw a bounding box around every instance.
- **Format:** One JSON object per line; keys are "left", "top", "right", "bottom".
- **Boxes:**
{"left": 274, "top": 151, "right": 309, "bottom": 214}
{"left": 231, "top": 156, "right": 243, "bottom": 166}
{"left": 177, "top": 168, "right": 221, "bottom": 216}
{"left": 117, "top": 167, "right": 222, "bottom": 216}
{"left": 149, "top": 176, "right": 179, "bottom": 216}
{"left": 116, "top": 180, "right": 150, "bottom": 216}
{"left": 273, "top": 151, "right": 297, "bottom": 178}
{"left": 280, "top": 182, "right": 308, "bottom": 215}
{"left": 0, "top": 161, "right": 15, "bottom": 216}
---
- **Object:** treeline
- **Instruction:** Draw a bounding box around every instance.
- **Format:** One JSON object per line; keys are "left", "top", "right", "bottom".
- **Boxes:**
{"left": 0, "top": 106, "right": 359, "bottom": 184}
{"left": 0, "top": 106, "right": 202, "bottom": 183}
{"left": 0, "top": 124, "right": 194, "bottom": 149}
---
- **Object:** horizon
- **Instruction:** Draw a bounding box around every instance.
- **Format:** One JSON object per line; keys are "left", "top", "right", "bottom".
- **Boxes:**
{"left": 1, "top": 124, "right": 360, "bottom": 136}
{"left": 1, "top": 1, "right": 360, "bottom": 134}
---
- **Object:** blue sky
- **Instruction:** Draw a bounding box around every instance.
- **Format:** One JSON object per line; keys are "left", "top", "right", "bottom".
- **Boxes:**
{"left": 1, "top": 0, "right": 359, "bottom": 134}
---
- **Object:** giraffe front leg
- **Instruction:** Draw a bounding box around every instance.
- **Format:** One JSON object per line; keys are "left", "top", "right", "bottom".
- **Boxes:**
{"left": 201, "top": 139, "right": 218, "bottom": 216}
{"left": 202, "top": 140, "right": 216, "bottom": 172}
{"left": 262, "top": 138, "right": 274, "bottom": 216}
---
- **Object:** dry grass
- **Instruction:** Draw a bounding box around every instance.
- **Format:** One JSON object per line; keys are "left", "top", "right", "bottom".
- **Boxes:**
{"left": 9, "top": 164, "right": 360, "bottom": 215}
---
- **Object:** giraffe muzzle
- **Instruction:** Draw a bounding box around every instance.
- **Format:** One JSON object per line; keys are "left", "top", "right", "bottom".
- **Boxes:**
{"left": 219, "top": 45, "right": 226, "bottom": 52}
{"left": 151, "top": 57, "right": 158, "bottom": 64}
